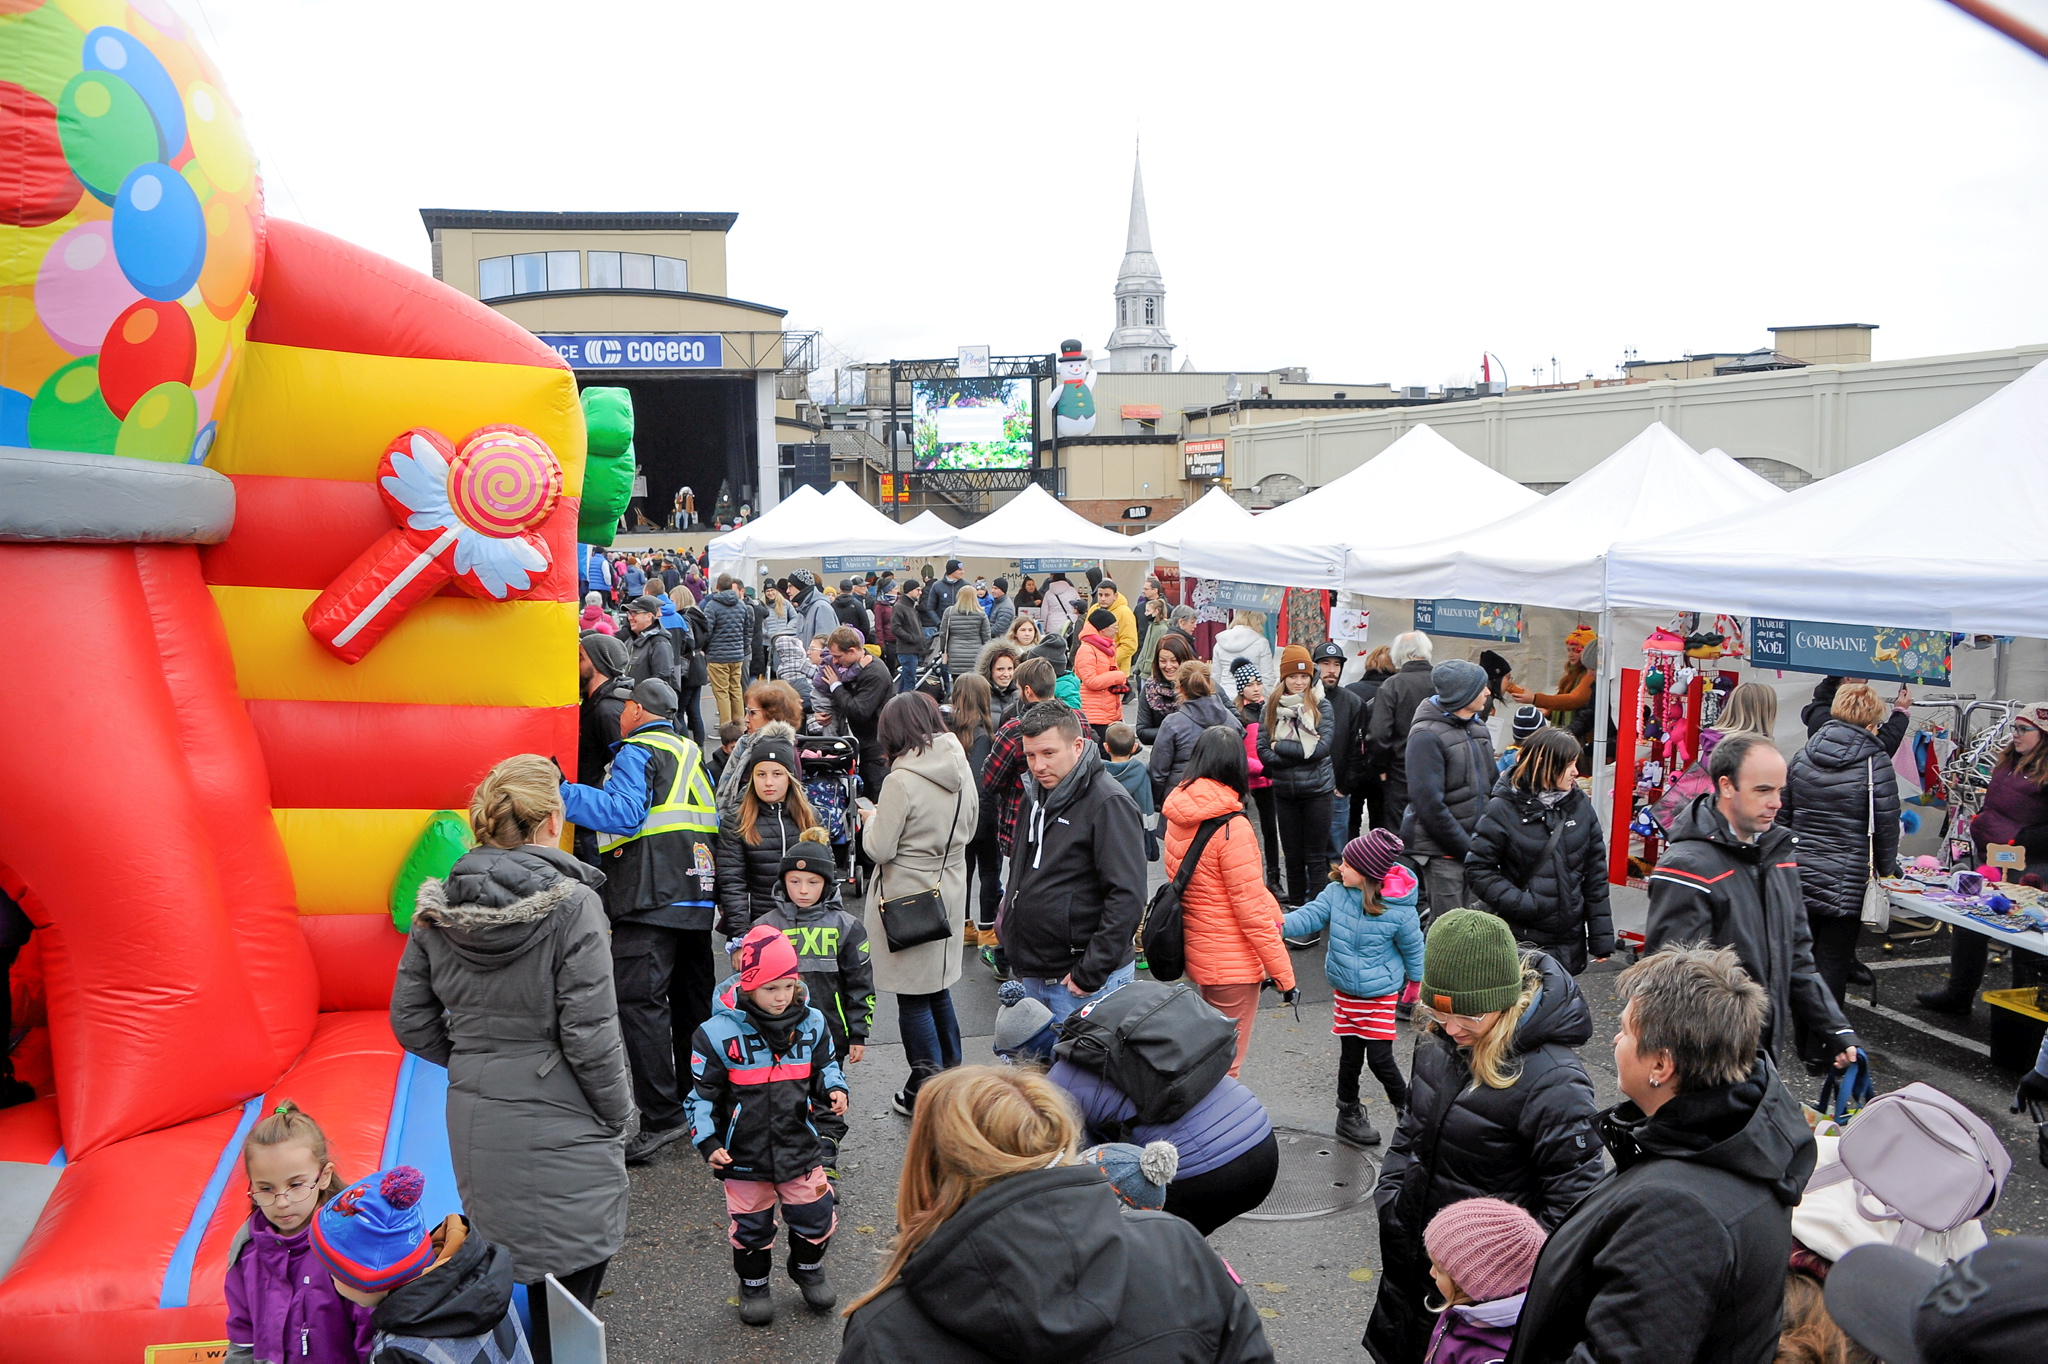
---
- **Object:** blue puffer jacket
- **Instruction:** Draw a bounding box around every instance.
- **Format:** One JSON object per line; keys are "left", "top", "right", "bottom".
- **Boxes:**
{"left": 1280, "top": 864, "right": 1425, "bottom": 1000}
{"left": 1047, "top": 1059, "right": 1271, "bottom": 1179}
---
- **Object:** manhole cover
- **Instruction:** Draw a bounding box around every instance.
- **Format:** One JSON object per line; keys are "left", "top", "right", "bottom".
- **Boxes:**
{"left": 1242, "top": 1126, "right": 1377, "bottom": 1221}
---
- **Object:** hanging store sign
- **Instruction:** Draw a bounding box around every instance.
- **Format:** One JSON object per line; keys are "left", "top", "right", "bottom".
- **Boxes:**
{"left": 1184, "top": 437, "right": 1226, "bottom": 479}
{"left": 1749, "top": 618, "right": 1952, "bottom": 686}
{"left": 821, "top": 556, "right": 908, "bottom": 573}
{"left": 1214, "top": 580, "right": 1286, "bottom": 613}
{"left": 1414, "top": 598, "right": 1525, "bottom": 643}
{"left": 1018, "top": 558, "right": 1100, "bottom": 573}
{"left": 538, "top": 333, "right": 725, "bottom": 369}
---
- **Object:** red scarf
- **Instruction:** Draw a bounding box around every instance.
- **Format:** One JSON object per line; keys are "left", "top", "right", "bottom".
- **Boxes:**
{"left": 1083, "top": 632, "right": 1115, "bottom": 658}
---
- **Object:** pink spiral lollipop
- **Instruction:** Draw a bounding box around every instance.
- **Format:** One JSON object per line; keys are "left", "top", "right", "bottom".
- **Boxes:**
{"left": 446, "top": 426, "right": 561, "bottom": 535}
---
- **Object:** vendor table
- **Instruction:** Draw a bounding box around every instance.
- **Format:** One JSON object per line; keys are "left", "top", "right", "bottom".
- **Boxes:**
{"left": 1886, "top": 888, "right": 2048, "bottom": 957}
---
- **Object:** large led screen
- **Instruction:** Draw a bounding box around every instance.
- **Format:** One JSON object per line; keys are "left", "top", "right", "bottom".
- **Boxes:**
{"left": 912, "top": 377, "right": 1032, "bottom": 471}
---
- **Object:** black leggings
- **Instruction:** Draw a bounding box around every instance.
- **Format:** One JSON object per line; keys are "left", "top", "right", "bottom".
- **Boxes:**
{"left": 1338, "top": 1036, "right": 1409, "bottom": 1108}
{"left": 1274, "top": 792, "right": 1334, "bottom": 905}
{"left": 1249, "top": 786, "right": 1282, "bottom": 891}
{"left": 523, "top": 1258, "right": 609, "bottom": 1364}
{"left": 966, "top": 825, "right": 1002, "bottom": 929}
{"left": 1162, "top": 1132, "right": 1280, "bottom": 1236}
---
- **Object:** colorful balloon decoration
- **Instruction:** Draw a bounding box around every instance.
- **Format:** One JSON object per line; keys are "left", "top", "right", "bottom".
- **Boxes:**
{"left": 0, "top": 3, "right": 262, "bottom": 463}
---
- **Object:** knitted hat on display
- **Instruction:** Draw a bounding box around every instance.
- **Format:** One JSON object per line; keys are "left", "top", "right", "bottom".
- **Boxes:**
{"left": 1231, "top": 658, "right": 1263, "bottom": 696}
{"left": 580, "top": 631, "right": 628, "bottom": 679}
{"left": 309, "top": 1167, "right": 434, "bottom": 1294}
{"left": 742, "top": 721, "right": 799, "bottom": 784}
{"left": 736, "top": 923, "right": 800, "bottom": 991}
{"left": 991, "top": 979, "right": 1057, "bottom": 1060}
{"left": 1082, "top": 1141, "right": 1179, "bottom": 1211}
{"left": 1343, "top": 829, "right": 1405, "bottom": 883}
{"left": 781, "top": 827, "right": 835, "bottom": 881}
{"left": 1278, "top": 645, "right": 1313, "bottom": 679}
{"left": 1431, "top": 658, "right": 1488, "bottom": 711}
{"left": 1512, "top": 704, "right": 1544, "bottom": 743}
{"left": 1423, "top": 1197, "right": 1547, "bottom": 1303}
{"left": 1422, "top": 909, "right": 1524, "bottom": 1016}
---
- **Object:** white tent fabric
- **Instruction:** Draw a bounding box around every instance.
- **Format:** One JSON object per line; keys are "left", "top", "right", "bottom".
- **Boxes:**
{"left": 704, "top": 483, "right": 821, "bottom": 566}
{"left": 1180, "top": 424, "right": 1541, "bottom": 588}
{"left": 707, "top": 483, "right": 953, "bottom": 578}
{"left": 1133, "top": 486, "right": 1257, "bottom": 559}
{"left": 900, "top": 510, "right": 956, "bottom": 553}
{"left": 1606, "top": 358, "right": 2048, "bottom": 636}
{"left": 1341, "top": 422, "right": 1783, "bottom": 611}
{"left": 945, "top": 483, "right": 1145, "bottom": 560}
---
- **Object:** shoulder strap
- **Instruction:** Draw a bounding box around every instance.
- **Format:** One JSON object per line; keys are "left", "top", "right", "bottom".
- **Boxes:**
{"left": 1171, "top": 815, "right": 1233, "bottom": 896}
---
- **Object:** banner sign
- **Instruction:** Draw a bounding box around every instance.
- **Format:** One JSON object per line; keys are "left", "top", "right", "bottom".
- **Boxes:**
{"left": 1415, "top": 598, "right": 1525, "bottom": 643}
{"left": 537, "top": 333, "right": 724, "bottom": 369}
{"left": 821, "top": 556, "right": 908, "bottom": 573}
{"left": 1018, "top": 558, "right": 1099, "bottom": 573}
{"left": 1215, "top": 580, "right": 1286, "bottom": 613}
{"left": 1184, "top": 437, "right": 1225, "bottom": 479}
{"left": 1749, "top": 618, "right": 1952, "bottom": 686}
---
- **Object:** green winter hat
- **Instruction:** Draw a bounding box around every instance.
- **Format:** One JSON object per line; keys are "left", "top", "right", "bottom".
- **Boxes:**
{"left": 1422, "top": 909, "right": 1523, "bottom": 1016}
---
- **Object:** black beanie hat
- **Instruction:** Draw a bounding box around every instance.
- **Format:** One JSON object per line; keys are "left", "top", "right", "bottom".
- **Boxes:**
{"left": 1088, "top": 607, "right": 1117, "bottom": 630}
{"left": 742, "top": 721, "right": 799, "bottom": 786}
{"left": 781, "top": 827, "right": 834, "bottom": 880}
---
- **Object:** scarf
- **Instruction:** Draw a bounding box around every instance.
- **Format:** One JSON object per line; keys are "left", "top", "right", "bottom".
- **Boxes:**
{"left": 1083, "top": 631, "right": 1115, "bottom": 658}
{"left": 742, "top": 992, "right": 805, "bottom": 1055}
{"left": 1273, "top": 688, "right": 1319, "bottom": 747}
{"left": 1144, "top": 676, "right": 1177, "bottom": 717}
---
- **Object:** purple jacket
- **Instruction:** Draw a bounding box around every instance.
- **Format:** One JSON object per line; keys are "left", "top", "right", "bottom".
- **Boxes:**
{"left": 1047, "top": 1059, "right": 1271, "bottom": 1178}
{"left": 1974, "top": 764, "right": 2048, "bottom": 861}
{"left": 225, "top": 1210, "right": 375, "bottom": 1364}
{"left": 1423, "top": 1292, "right": 1522, "bottom": 1364}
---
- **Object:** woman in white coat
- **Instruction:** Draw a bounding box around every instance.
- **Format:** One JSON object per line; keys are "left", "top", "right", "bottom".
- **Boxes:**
{"left": 1211, "top": 610, "right": 1278, "bottom": 692}
{"left": 862, "top": 691, "right": 978, "bottom": 1116}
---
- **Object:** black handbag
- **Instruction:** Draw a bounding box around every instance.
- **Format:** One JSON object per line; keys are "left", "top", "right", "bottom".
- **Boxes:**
{"left": 879, "top": 788, "right": 963, "bottom": 952}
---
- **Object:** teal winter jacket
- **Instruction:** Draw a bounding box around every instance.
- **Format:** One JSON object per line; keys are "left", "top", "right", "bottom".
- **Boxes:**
{"left": 1280, "top": 864, "right": 1425, "bottom": 1000}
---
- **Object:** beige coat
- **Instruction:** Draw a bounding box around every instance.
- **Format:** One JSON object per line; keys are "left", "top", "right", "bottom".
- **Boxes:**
{"left": 863, "top": 732, "right": 978, "bottom": 995}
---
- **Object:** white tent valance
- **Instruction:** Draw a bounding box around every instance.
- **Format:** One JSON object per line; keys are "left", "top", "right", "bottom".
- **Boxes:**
{"left": 708, "top": 483, "right": 954, "bottom": 577}
{"left": 944, "top": 483, "right": 1146, "bottom": 560}
{"left": 1134, "top": 486, "right": 1256, "bottom": 560}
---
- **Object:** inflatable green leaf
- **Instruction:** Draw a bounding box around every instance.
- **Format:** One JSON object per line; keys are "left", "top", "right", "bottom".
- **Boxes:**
{"left": 390, "top": 810, "right": 473, "bottom": 932}
{"left": 578, "top": 386, "right": 636, "bottom": 546}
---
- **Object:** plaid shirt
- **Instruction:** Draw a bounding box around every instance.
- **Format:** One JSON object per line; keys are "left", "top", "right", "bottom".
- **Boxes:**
{"left": 980, "top": 717, "right": 1029, "bottom": 857}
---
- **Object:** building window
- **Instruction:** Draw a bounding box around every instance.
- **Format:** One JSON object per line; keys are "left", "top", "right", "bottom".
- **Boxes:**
{"left": 478, "top": 255, "right": 513, "bottom": 299}
{"left": 546, "top": 251, "right": 579, "bottom": 290}
{"left": 587, "top": 251, "right": 688, "bottom": 292}
{"left": 655, "top": 255, "right": 687, "bottom": 292}
{"left": 587, "top": 252, "right": 619, "bottom": 288}
{"left": 1144, "top": 296, "right": 1156, "bottom": 325}
{"left": 1146, "top": 353, "right": 1161, "bottom": 373}
{"left": 512, "top": 252, "right": 548, "bottom": 295}
{"left": 1119, "top": 298, "right": 1128, "bottom": 325}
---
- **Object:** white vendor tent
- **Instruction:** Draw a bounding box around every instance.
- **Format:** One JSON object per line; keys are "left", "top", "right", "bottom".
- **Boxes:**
{"left": 1134, "top": 486, "right": 1257, "bottom": 560}
{"left": 945, "top": 483, "right": 1144, "bottom": 561}
{"left": 1341, "top": 421, "right": 1783, "bottom": 611}
{"left": 900, "top": 510, "right": 957, "bottom": 555}
{"left": 707, "top": 482, "right": 953, "bottom": 579}
{"left": 1179, "top": 424, "right": 1541, "bottom": 589}
{"left": 1606, "top": 358, "right": 2048, "bottom": 637}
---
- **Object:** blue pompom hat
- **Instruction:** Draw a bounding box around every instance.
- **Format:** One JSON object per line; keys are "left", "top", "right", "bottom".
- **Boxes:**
{"left": 309, "top": 1165, "right": 434, "bottom": 1293}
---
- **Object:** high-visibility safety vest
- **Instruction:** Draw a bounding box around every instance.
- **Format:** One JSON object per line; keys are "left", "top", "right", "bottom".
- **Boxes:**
{"left": 597, "top": 729, "right": 719, "bottom": 853}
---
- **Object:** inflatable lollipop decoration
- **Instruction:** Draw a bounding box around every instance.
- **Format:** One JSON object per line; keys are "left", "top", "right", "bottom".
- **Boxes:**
{"left": 304, "top": 424, "right": 561, "bottom": 663}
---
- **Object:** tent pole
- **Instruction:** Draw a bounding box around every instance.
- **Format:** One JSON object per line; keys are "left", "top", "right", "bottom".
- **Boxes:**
{"left": 1591, "top": 607, "right": 1615, "bottom": 838}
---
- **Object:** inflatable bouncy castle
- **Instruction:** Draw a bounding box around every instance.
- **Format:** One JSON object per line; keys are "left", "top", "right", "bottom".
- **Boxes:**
{"left": 0, "top": 5, "right": 584, "bottom": 1356}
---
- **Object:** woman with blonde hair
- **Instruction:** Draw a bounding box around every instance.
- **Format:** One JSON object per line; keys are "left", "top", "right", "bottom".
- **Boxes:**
{"left": 839, "top": 1067, "right": 1274, "bottom": 1362}
{"left": 1365, "top": 910, "right": 1602, "bottom": 1364}
{"left": 390, "top": 754, "right": 635, "bottom": 1362}
{"left": 713, "top": 722, "right": 820, "bottom": 940}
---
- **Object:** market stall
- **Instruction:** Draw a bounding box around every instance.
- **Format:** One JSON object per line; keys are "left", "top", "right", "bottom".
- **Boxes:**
{"left": 944, "top": 482, "right": 1146, "bottom": 563}
{"left": 707, "top": 482, "right": 954, "bottom": 581}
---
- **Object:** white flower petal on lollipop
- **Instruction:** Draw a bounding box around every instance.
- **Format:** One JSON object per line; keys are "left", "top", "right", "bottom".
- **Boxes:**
{"left": 453, "top": 529, "right": 549, "bottom": 599}
{"left": 381, "top": 433, "right": 458, "bottom": 532}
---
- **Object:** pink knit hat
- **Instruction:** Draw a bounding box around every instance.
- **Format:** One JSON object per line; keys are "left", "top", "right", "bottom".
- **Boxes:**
{"left": 1423, "top": 1198, "right": 1547, "bottom": 1303}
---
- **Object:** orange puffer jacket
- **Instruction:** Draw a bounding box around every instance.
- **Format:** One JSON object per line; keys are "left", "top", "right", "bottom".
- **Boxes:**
{"left": 1074, "top": 631, "right": 1128, "bottom": 726}
{"left": 1162, "top": 779, "right": 1294, "bottom": 990}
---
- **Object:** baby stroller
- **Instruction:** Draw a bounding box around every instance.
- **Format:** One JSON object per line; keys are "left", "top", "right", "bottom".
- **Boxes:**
{"left": 913, "top": 658, "right": 951, "bottom": 702}
{"left": 795, "top": 728, "right": 864, "bottom": 896}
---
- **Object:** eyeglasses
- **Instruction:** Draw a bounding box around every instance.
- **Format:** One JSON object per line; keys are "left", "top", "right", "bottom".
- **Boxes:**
{"left": 251, "top": 1178, "right": 324, "bottom": 1207}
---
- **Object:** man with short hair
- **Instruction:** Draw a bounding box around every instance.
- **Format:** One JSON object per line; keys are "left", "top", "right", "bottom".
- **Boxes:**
{"left": 1313, "top": 639, "right": 1364, "bottom": 879}
{"left": 701, "top": 574, "right": 750, "bottom": 726}
{"left": 1093, "top": 578, "right": 1139, "bottom": 674}
{"left": 1402, "top": 657, "right": 1496, "bottom": 927}
{"left": 1370, "top": 630, "right": 1437, "bottom": 831}
{"left": 623, "top": 594, "right": 676, "bottom": 687}
{"left": 833, "top": 577, "right": 873, "bottom": 639}
{"left": 560, "top": 677, "right": 722, "bottom": 1163}
{"left": 1646, "top": 732, "right": 1861, "bottom": 1069}
{"left": 923, "top": 559, "right": 965, "bottom": 631}
{"left": 891, "top": 580, "right": 929, "bottom": 693}
{"left": 986, "top": 576, "right": 1016, "bottom": 637}
{"left": 1000, "top": 701, "right": 1147, "bottom": 1024}
{"left": 975, "top": 657, "right": 1059, "bottom": 972}
{"left": 821, "top": 625, "right": 895, "bottom": 797}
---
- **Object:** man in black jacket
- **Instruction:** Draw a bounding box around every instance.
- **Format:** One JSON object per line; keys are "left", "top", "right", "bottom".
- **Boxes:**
{"left": 1313, "top": 641, "right": 1364, "bottom": 861}
{"left": 622, "top": 594, "right": 676, "bottom": 687}
{"left": 1001, "top": 702, "right": 1147, "bottom": 1026}
{"left": 832, "top": 578, "right": 873, "bottom": 639}
{"left": 1645, "top": 733, "right": 1861, "bottom": 1069}
{"left": 1368, "top": 632, "right": 1436, "bottom": 831}
{"left": 1402, "top": 659, "right": 1497, "bottom": 926}
{"left": 822, "top": 626, "right": 895, "bottom": 798}
{"left": 922, "top": 559, "right": 965, "bottom": 631}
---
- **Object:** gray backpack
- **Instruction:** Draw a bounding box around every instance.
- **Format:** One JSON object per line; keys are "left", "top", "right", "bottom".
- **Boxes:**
{"left": 1805, "top": 1082, "right": 2011, "bottom": 1244}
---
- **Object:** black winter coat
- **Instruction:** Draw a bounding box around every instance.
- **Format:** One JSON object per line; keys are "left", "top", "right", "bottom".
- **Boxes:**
{"left": 1401, "top": 697, "right": 1497, "bottom": 858}
{"left": 832, "top": 656, "right": 897, "bottom": 788}
{"left": 713, "top": 798, "right": 811, "bottom": 939}
{"left": 1002, "top": 745, "right": 1148, "bottom": 991}
{"left": 701, "top": 589, "right": 751, "bottom": 663}
{"left": 576, "top": 674, "right": 632, "bottom": 789}
{"left": 1327, "top": 681, "right": 1364, "bottom": 792}
{"left": 892, "top": 596, "right": 930, "bottom": 659}
{"left": 1368, "top": 659, "right": 1435, "bottom": 783}
{"left": 1465, "top": 780, "right": 1615, "bottom": 974}
{"left": 623, "top": 623, "right": 675, "bottom": 686}
{"left": 1256, "top": 689, "right": 1337, "bottom": 800}
{"left": 1781, "top": 719, "right": 1901, "bottom": 920}
{"left": 1367, "top": 952, "right": 1604, "bottom": 1364}
{"left": 839, "top": 1165, "right": 1274, "bottom": 1364}
{"left": 1508, "top": 1056, "right": 1817, "bottom": 1364}
{"left": 1645, "top": 796, "right": 1860, "bottom": 1061}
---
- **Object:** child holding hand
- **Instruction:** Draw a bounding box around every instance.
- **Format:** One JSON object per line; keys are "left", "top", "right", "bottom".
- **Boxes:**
{"left": 226, "top": 1100, "right": 372, "bottom": 1364}
{"left": 689, "top": 924, "right": 849, "bottom": 1326}
{"left": 1280, "top": 830, "right": 1424, "bottom": 1148}
{"left": 1421, "top": 1197, "right": 1547, "bottom": 1364}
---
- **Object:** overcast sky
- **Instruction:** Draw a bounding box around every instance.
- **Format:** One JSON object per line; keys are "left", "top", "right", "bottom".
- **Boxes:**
{"left": 193, "top": 0, "right": 2048, "bottom": 389}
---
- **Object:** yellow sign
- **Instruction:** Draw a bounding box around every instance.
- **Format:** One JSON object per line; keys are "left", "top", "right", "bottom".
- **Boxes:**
{"left": 146, "top": 1344, "right": 231, "bottom": 1364}
{"left": 878, "top": 474, "right": 910, "bottom": 503}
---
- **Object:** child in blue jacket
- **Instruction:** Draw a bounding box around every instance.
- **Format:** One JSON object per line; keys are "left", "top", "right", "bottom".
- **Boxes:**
{"left": 1280, "top": 829, "right": 1424, "bottom": 1148}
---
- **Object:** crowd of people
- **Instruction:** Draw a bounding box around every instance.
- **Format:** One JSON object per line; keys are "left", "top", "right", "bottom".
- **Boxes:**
{"left": 220, "top": 548, "right": 2046, "bottom": 1363}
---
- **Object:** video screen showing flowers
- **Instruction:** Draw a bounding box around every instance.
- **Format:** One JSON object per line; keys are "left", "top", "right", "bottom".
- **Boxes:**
{"left": 912, "top": 377, "right": 1033, "bottom": 470}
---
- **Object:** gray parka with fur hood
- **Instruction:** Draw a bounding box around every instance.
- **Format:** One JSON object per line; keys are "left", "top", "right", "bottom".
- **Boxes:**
{"left": 390, "top": 843, "right": 635, "bottom": 1283}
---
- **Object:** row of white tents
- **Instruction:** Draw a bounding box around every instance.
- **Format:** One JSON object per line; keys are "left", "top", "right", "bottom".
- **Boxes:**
{"left": 710, "top": 358, "right": 2048, "bottom": 640}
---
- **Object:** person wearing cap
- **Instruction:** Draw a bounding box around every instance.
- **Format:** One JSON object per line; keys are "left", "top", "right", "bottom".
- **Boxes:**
{"left": 1827, "top": 1237, "right": 2048, "bottom": 1364}
{"left": 1080, "top": 1141, "right": 1179, "bottom": 1212}
{"left": 559, "top": 675, "right": 723, "bottom": 1161}
{"left": 985, "top": 575, "right": 1016, "bottom": 637}
{"left": 621, "top": 593, "right": 676, "bottom": 691}
{"left": 1369, "top": 631, "right": 1437, "bottom": 832}
{"left": 891, "top": 580, "right": 931, "bottom": 693}
{"left": 1312, "top": 640, "right": 1365, "bottom": 859}
{"left": 1368, "top": 910, "right": 1600, "bottom": 1364}
{"left": 832, "top": 577, "right": 873, "bottom": 640}
{"left": 1401, "top": 656, "right": 1498, "bottom": 927}
{"left": 1507, "top": 943, "right": 1819, "bottom": 1364}
{"left": 575, "top": 631, "right": 635, "bottom": 828}
{"left": 1496, "top": 703, "right": 1545, "bottom": 774}
{"left": 712, "top": 720, "right": 820, "bottom": 938}
{"left": 687, "top": 923, "right": 848, "bottom": 1325}
{"left": 703, "top": 572, "right": 754, "bottom": 726}
{"left": 1074, "top": 607, "right": 1130, "bottom": 742}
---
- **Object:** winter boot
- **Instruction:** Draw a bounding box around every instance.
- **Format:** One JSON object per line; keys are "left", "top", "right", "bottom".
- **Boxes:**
{"left": 788, "top": 1231, "right": 837, "bottom": 1312}
{"left": 1335, "top": 1102, "right": 1380, "bottom": 1147}
{"left": 733, "top": 1247, "right": 774, "bottom": 1326}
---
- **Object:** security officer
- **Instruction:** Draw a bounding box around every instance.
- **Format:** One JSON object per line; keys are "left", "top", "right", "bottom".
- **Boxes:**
{"left": 561, "top": 677, "right": 720, "bottom": 1164}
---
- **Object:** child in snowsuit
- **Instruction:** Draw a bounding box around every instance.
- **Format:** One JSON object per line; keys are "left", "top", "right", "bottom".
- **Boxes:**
{"left": 1421, "top": 1197, "right": 1546, "bottom": 1364}
{"left": 1280, "top": 829, "right": 1424, "bottom": 1148}
{"left": 748, "top": 827, "right": 874, "bottom": 1174}
{"left": 310, "top": 1165, "right": 532, "bottom": 1364}
{"left": 688, "top": 923, "right": 848, "bottom": 1325}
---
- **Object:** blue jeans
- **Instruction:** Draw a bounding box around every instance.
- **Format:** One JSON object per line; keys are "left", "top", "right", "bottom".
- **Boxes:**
{"left": 1328, "top": 796, "right": 1352, "bottom": 867}
{"left": 896, "top": 989, "right": 960, "bottom": 1097}
{"left": 1017, "top": 961, "right": 1137, "bottom": 1028}
{"left": 897, "top": 655, "right": 921, "bottom": 693}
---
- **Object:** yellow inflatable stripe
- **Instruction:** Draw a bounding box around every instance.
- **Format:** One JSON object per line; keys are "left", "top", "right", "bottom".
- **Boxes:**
{"left": 273, "top": 808, "right": 459, "bottom": 916}
{"left": 211, "top": 585, "right": 577, "bottom": 707}
{"left": 213, "top": 341, "right": 588, "bottom": 493}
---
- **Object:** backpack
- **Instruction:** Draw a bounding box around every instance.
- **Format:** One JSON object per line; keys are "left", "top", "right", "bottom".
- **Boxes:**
{"left": 1054, "top": 980, "right": 1237, "bottom": 1130}
{"left": 1135, "top": 815, "right": 1231, "bottom": 982}
{"left": 1803, "top": 1081, "right": 2011, "bottom": 1247}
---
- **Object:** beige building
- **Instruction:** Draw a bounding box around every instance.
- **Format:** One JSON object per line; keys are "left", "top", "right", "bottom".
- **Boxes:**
{"left": 421, "top": 209, "right": 814, "bottom": 522}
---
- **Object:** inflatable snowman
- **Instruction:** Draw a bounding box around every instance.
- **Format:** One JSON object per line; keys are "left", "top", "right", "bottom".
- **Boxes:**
{"left": 1053, "top": 337, "right": 1096, "bottom": 437}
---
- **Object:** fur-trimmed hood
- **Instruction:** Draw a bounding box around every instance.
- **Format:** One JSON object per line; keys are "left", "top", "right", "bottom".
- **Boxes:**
{"left": 415, "top": 844, "right": 605, "bottom": 970}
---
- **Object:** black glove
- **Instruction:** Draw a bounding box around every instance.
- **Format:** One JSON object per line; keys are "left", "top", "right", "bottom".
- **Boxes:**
{"left": 1276, "top": 987, "right": 1301, "bottom": 1006}
{"left": 2016, "top": 1068, "right": 2048, "bottom": 1110}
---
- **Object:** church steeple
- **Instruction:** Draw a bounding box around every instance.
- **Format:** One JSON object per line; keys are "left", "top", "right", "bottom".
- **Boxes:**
{"left": 1106, "top": 144, "right": 1174, "bottom": 374}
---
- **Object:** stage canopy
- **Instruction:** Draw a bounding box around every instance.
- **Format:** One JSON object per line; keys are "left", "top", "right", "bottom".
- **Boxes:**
{"left": 1605, "top": 359, "right": 2048, "bottom": 637}
{"left": 1342, "top": 422, "right": 1783, "bottom": 611}
{"left": 945, "top": 483, "right": 1145, "bottom": 561}
{"left": 1135, "top": 486, "right": 1257, "bottom": 560}
{"left": 1180, "top": 424, "right": 1540, "bottom": 589}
